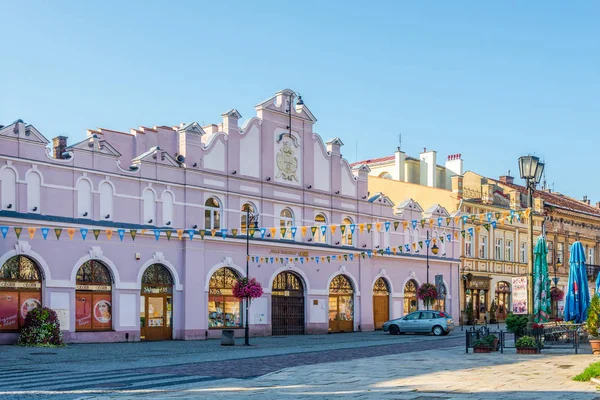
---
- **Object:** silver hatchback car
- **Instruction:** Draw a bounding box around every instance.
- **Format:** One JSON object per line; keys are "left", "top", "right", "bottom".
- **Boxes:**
{"left": 382, "top": 310, "right": 454, "bottom": 336}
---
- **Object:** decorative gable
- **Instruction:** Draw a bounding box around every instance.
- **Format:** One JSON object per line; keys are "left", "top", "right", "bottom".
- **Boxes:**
{"left": 0, "top": 121, "right": 50, "bottom": 145}
{"left": 423, "top": 204, "right": 451, "bottom": 218}
{"left": 178, "top": 122, "right": 206, "bottom": 136}
{"left": 132, "top": 146, "right": 180, "bottom": 167}
{"left": 395, "top": 198, "right": 424, "bottom": 213}
{"left": 255, "top": 89, "right": 317, "bottom": 123}
{"left": 368, "top": 192, "right": 395, "bottom": 207}
{"left": 67, "top": 135, "right": 122, "bottom": 157}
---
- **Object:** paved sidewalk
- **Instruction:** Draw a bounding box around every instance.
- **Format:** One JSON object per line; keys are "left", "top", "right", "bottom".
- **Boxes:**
{"left": 86, "top": 346, "right": 600, "bottom": 400}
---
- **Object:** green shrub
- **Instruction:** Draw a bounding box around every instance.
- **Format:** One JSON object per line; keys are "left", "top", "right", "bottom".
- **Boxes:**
{"left": 573, "top": 361, "right": 600, "bottom": 382}
{"left": 515, "top": 335, "right": 537, "bottom": 348}
{"left": 17, "top": 307, "right": 63, "bottom": 347}
{"left": 473, "top": 338, "right": 490, "bottom": 348}
{"left": 506, "top": 313, "right": 528, "bottom": 335}
{"left": 466, "top": 301, "right": 474, "bottom": 322}
{"left": 586, "top": 295, "right": 600, "bottom": 338}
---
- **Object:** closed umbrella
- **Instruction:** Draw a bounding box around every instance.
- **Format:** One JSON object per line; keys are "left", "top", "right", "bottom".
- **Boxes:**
{"left": 533, "top": 236, "right": 551, "bottom": 323}
{"left": 564, "top": 241, "right": 590, "bottom": 323}
{"left": 596, "top": 271, "right": 600, "bottom": 298}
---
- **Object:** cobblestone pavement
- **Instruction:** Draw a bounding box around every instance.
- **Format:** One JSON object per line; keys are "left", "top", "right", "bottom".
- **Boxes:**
{"left": 0, "top": 331, "right": 459, "bottom": 399}
{"left": 2, "top": 329, "right": 598, "bottom": 400}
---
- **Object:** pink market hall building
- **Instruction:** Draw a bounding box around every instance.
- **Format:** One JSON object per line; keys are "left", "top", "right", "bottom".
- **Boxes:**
{"left": 0, "top": 89, "right": 459, "bottom": 343}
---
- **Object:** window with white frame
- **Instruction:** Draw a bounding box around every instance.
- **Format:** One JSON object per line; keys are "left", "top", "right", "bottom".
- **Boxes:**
{"left": 77, "top": 179, "right": 92, "bottom": 218}
{"left": 479, "top": 235, "right": 488, "bottom": 259}
{"left": 495, "top": 238, "right": 504, "bottom": 261}
{"left": 280, "top": 208, "right": 294, "bottom": 239}
{"left": 341, "top": 217, "right": 353, "bottom": 246}
{"left": 142, "top": 189, "right": 156, "bottom": 225}
{"left": 589, "top": 247, "right": 595, "bottom": 265}
{"left": 0, "top": 168, "right": 16, "bottom": 211}
{"left": 557, "top": 243, "right": 564, "bottom": 266}
{"left": 547, "top": 241, "right": 553, "bottom": 264}
{"left": 465, "top": 233, "right": 473, "bottom": 257}
{"left": 314, "top": 214, "right": 327, "bottom": 243}
{"left": 241, "top": 203, "right": 257, "bottom": 235}
{"left": 520, "top": 241, "right": 527, "bottom": 263}
{"left": 568, "top": 243, "right": 573, "bottom": 260}
{"left": 506, "top": 239, "right": 514, "bottom": 262}
{"left": 99, "top": 182, "right": 113, "bottom": 221}
{"left": 26, "top": 171, "right": 41, "bottom": 214}
{"left": 205, "top": 197, "right": 221, "bottom": 230}
{"left": 162, "top": 191, "right": 174, "bottom": 226}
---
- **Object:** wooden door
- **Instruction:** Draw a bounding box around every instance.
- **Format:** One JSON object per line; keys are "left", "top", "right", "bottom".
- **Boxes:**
{"left": 373, "top": 296, "right": 389, "bottom": 330}
{"left": 141, "top": 294, "right": 172, "bottom": 341}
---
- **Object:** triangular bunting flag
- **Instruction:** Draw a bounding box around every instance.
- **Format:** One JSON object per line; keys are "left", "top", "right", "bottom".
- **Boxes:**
{"left": 340, "top": 225, "right": 346, "bottom": 235}
{"left": 211, "top": 229, "right": 217, "bottom": 237}
{"left": 461, "top": 230, "right": 466, "bottom": 238}
{"left": 479, "top": 214, "right": 485, "bottom": 223}
{"left": 405, "top": 244, "right": 410, "bottom": 252}
{"left": 165, "top": 230, "right": 172, "bottom": 241}
{"left": 80, "top": 228, "right": 88, "bottom": 241}
{"left": 420, "top": 220, "right": 425, "bottom": 229}
{"left": 221, "top": 229, "right": 227, "bottom": 238}
{"left": 425, "top": 239, "right": 431, "bottom": 247}
{"left": 176, "top": 230, "right": 183, "bottom": 240}
{"left": 270, "top": 227, "right": 277, "bottom": 238}
{"left": 437, "top": 218, "right": 443, "bottom": 227}
{"left": 0, "top": 226, "right": 8, "bottom": 239}
{"left": 54, "top": 228, "right": 63, "bottom": 240}
{"left": 118, "top": 229, "right": 125, "bottom": 241}
{"left": 106, "top": 229, "right": 113, "bottom": 241}
{"left": 187, "top": 229, "right": 195, "bottom": 240}
{"left": 468, "top": 227, "right": 474, "bottom": 236}
{"left": 492, "top": 221, "right": 497, "bottom": 229}
{"left": 350, "top": 224, "right": 356, "bottom": 234}
{"left": 440, "top": 236, "right": 444, "bottom": 243}
{"left": 366, "top": 224, "right": 372, "bottom": 233}
{"left": 429, "top": 219, "right": 433, "bottom": 228}
{"left": 331, "top": 225, "right": 336, "bottom": 235}
{"left": 403, "top": 221, "right": 408, "bottom": 230}
{"left": 28, "top": 227, "right": 36, "bottom": 239}
{"left": 93, "top": 229, "right": 101, "bottom": 240}
{"left": 41, "top": 227, "right": 49, "bottom": 240}
{"left": 154, "top": 229, "right": 161, "bottom": 241}
{"left": 260, "top": 228, "right": 267, "bottom": 239}
{"left": 14, "top": 227, "right": 22, "bottom": 239}
{"left": 393, "top": 221, "right": 399, "bottom": 231}
{"left": 454, "top": 216, "right": 460, "bottom": 225}
{"left": 484, "top": 224, "right": 490, "bottom": 231}
{"left": 280, "top": 227, "right": 287, "bottom": 238}
{"left": 384, "top": 221, "right": 390, "bottom": 232}
{"left": 199, "top": 230, "right": 205, "bottom": 240}
{"left": 301, "top": 226, "right": 307, "bottom": 237}
{"left": 130, "top": 230, "right": 137, "bottom": 241}
{"left": 249, "top": 228, "right": 256, "bottom": 237}
{"left": 311, "top": 226, "right": 317, "bottom": 237}
{"left": 320, "top": 226, "right": 327, "bottom": 236}
{"left": 376, "top": 222, "right": 382, "bottom": 232}
{"left": 418, "top": 241, "right": 423, "bottom": 249}
{"left": 67, "top": 228, "right": 75, "bottom": 240}
{"left": 359, "top": 224, "right": 365, "bottom": 234}
{"left": 487, "top": 213, "right": 492, "bottom": 222}
{"left": 411, "top": 220, "right": 417, "bottom": 229}
{"left": 291, "top": 227, "right": 297, "bottom": 238}
{"left": 232, "top": 229, "right": 238, "bottom": 238}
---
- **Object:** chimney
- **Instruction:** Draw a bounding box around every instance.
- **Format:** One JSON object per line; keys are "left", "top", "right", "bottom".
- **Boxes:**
{"left": 499, "top": 175, "right": 514, "bottom": 184}
{"left": 582, "top": 195, "right": 591, "bottom": 205}
{"left": 395, "top": 147, "right": 406, "bottom": 181}
{"left": 419, "top": 149, "right": 437, "bottom": 188}
{"left": 481, "top": 183, "right": 494, "bottom": 204}
{"left": 445, "top": 153, "right": 463, "bottom": 189}
{"left": 451, "top": 175, "right": 463, "bottom": 200}
{"left": 52, "top": 136, "right": 68, "bottom": 159}
{"left": 596, "top": 202, "right": 600, "bottom": 209}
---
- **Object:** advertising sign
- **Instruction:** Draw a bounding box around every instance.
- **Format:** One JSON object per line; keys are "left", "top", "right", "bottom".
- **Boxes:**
{"left": 512, "top": 276, "right": 528, "bottom": 314}
{"left": 0, "top": 292, "right": 19, "bottom": 330}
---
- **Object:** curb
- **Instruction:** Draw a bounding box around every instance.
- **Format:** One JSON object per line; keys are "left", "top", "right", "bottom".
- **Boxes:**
{"left": 590, "top": 377, "right": 600, "bottom": 385}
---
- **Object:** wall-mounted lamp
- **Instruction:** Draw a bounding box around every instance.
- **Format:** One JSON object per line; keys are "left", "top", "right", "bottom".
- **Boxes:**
{"left": 362, "top": 244, "right": 367, "bottom": 248}
{"left": 335, "top": 191, "right": 340, "bottom": 194}
{"left": 6, "top": 204, "right": 12, "bottom": 209}
{"left": 193, "top": 162, "right": 198, "bottom": 167}
{"left": 308, "top": 238, "right": 313, "bottom": 242}
{"left": 192, "top": 224, "right": 198, "bottom": 229}
{"left": 267, "top": 233, "right": 271, "bottom": 237}
{"left": 362, "top": 196, "right": 367, "bottom": 199}
{"left": 335, "top": 241, "right": 340, "bottom": 245}
{"left": 105, "top": 214, "right": 110, "bottom": 219}
{"left": 266, "top": 177, "right": 271, "bottom": 181}
{"left": 166, "top": 221, "right": 171, "bottom": 226}
{"left": 307, "top": 185, "right": 312, "bottom": 189}
{"left": 232, "top": 170, "right": 237, "bottom": 175}
{"left": 375, "top": 245, "right": 380, "bottom": 249}
{"left": 148, "top": 219, "right": 153, "bottom": 223}
{"left": 32, "top": 207, "right": 38, "bottom": 212}
{"left": 83, "top": 212, "right": 88, "bottom": 216}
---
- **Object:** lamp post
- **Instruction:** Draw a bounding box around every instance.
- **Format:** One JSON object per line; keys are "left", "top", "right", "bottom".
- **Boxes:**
{"left": 425, "top": 231, "right": 439, "bottom": 310}
{"left": 551, "top": 248, "right": 562, "bottom": 319}
{"left": 245, "top": 207, "right": 259, "bottom": 346}
{"left": 518, "top": 155, "right": 545, "bottom": 319}
{"left": 285, "top": 91, "right": 303, "bottom": 137}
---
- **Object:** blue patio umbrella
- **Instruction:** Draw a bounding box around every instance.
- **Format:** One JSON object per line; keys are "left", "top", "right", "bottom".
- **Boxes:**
{"left": 564, "top": 241, "right": 591, "bottom": 323}
{"left": 596, "top": 269, "right": 600, "bottom": 297}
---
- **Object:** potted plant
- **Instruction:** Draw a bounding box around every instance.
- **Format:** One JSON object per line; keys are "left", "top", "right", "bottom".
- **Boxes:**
{"left": 515, "top": 335, "right": 538, "bottom": 354}
{"left": 17, "top": 307, "right": 64, "bottom": 347}
{"left": 465, "top": 301, "right": 474, "bottom": 325}
{"left": 233, "top": 277, "right": 264, "bottom": 302}
{"left": 487, "top": 333, "right": 499, "bottom": 351}
{"left": 489, "top": 301, "right": 498, "bottom": 324}
{"left": 506, "top": 313, "right": 528, "bottom": 337}
{"left": 586, "top": 294, "right": 600, "bottom": 355}
{"left": 417, "top": 283, "right": 438, "bottom": 309}
{"left": 473, "top": 337, "right": 493, "bottom": 353}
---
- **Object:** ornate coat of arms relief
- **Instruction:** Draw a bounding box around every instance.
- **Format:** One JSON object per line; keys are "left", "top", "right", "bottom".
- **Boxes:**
{"left": 276, "top": 140, "right": 298, "bottom": 182}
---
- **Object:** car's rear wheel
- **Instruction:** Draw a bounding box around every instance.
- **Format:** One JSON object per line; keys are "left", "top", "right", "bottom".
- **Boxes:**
{"left": 389, "top": 325, "right": 400, "bottom": 335}
{"left": 432, "top": 325, "right": 444, "bottom": 336}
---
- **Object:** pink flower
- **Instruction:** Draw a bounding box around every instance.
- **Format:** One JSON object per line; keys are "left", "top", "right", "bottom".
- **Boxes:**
{"left": 233, "top": 277, "right": 264, "bottom": 299}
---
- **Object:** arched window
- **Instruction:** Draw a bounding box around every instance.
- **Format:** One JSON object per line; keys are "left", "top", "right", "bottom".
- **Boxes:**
{"left": 341, "top": 217, "right": 353, "bottom": 246}
{"left": 0, "top": 256, "right": 42, "bottom": 331}
{"left": 142, "top": 189, "right": 156, "bottom": 225}
{"left": 403, "top": 279, "right": 418, "bottom": 314}
{"left": 1, "top": 168, "right": 16, "bottom": 211}
{"left": 26, "top": 171, "right": 41, "bottom": 214}
{"left": 162, "top": 191, "right": 174, "bottom": 227}
{"left": 208, "top": 267, "right": 241, "bottom": 328}
{"left": 99, "top": 182, "right": 113, "bottom": 221}
{"left": 495, "top": 281, "right": 511, "bottom": 321}
{"left": 329, "top": 275, "right": 354, "bottom": 332}
{"left": 413, "top": 229, "right": 420, "bottom": 252}
{"left": 241, "top": 203, "right": 257, "bottom": 235}
{"left": 77, "top": 178, "right": 92, "bottom": 218}
{"left": 314, "top": 213, "right": 328, "bottom": 243}
{"left": 280, "top": 208, "right": 294, "bottom": 239}
{"left": 373, "top": 277, "right": 390, "bottom": 295}
{"left": 205, "top": 197, "right": 221, "bottom": 230}
{"left": 75, "top": 260, "right": 112, "bottom": 331}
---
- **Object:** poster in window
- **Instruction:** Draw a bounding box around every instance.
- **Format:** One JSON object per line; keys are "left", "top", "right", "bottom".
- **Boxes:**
{"left": 19, "top": 293, "right": 41, "bottom": 326}
{"left": 76, "top": 293, "right": 92, "bottom": 330}
{"left": 93, "top": 294, "right": 112, "bottom": 329}
{"left": 0, "top": 292, "right": 19, "bottom": 330}
{"left": 511, "top": 277, "right": 528, "bottom": 315}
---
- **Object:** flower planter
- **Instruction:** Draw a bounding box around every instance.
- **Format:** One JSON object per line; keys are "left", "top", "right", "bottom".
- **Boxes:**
{"left": 474, "top": 346, "right": 492, "bottom": 353}
{"left": 516, "top": 347, "right": 538, "bottom": 354}
{"left": 590, "top": 339, "right": 600, "bottom": 355}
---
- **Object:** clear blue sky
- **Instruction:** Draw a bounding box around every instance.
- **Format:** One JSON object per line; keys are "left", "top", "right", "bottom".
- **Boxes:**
{"left": 2, "top": 1, "right": 598, "bottom": 201}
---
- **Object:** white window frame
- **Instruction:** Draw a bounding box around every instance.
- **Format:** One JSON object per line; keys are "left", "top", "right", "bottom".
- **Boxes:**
{"left": 465, "top": 233, "right": 473, "bottom": 257}
{"left": 506, "top": 239, "right": 514, "bottom": 262}
{"left": 280, "top": 208, "right": 294, "bottom": 240}
{"left": 520, "top": 241, "right": 527, "bottom": 263}
{"left": 241, "top": 203, "right": 257, "bottom": 235}
{"left": 314, "top": 213, "right": 328, "bottom": 243}
{"left": 205, "top": 197, "right": 222, "bottom": 230}
{"left": 479, "top": 235, "right": 488, "bottom": 259}
{"left": 341, "top": 217, "right": 354, "bottom": 246}
{"left": 589, "top": 247, "right": 595, "bottom": 265}
{"left": 496, "top": 238, "right": 504, "bottom": 261}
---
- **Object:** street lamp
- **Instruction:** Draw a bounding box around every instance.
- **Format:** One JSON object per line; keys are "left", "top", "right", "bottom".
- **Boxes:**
{"left": 518, "top": 155, "right": 545, "bottom": 318}
{"left": 244, "top": 207, "right": 259, "bottom": 346}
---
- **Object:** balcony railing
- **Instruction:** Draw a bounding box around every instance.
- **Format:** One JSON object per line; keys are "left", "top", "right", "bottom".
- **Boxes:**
{"left": 587, "top": 264, "right": 600, "bottom": 282}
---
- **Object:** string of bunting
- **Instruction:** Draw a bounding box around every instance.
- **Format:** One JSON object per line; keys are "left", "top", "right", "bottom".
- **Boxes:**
{"left": 0, "top": 208, "right": 531, "bottom": 243}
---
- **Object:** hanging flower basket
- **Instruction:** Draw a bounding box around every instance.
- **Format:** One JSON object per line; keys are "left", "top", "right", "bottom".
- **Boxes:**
{"left": 233, "top": 277, "right": 264, "bottom": 300}
{"left": 417, "top": 283, "right": 438, "bottom": 308}
{"left": 550, "top": 287, "right": 564, "bottom": 302}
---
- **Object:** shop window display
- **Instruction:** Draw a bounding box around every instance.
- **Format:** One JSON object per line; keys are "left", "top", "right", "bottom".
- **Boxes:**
{"left": 75, "top": 260, "right": 112, "bottom": 331}
{"left": 0, "top": 256, "right": 42, "bottom": 331}
{"left": 208, "top": 267, "right": 242, "bottom": 328}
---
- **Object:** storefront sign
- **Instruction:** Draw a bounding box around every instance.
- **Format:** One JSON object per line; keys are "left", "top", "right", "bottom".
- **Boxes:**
{"left": 511, "top": 276, "right": 528, "bottom": 315}
{"left": 268, "top": 249, "right": 309, "bottom": 257}
{"left": 76, "top": 284, "right": 111, "bottom": 291}
{"left": 466, "top": 277, "right": 490, "bottom": 290}
{"left": 0, "top": 281, "right": 41, "bottom": 289}
{"left": 143, "top": 286, "right": 172, "bottom": 294}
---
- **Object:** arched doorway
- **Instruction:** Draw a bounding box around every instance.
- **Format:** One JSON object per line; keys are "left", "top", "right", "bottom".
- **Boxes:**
{"left": 271, "top": 271, "right": 305, "bottom": 335}
{"left": 140, "top": 264, "right": 174, "bottom": 341}
{"left": 0, "top": 255, "right": 42, "bottom": 331}
{"left": 328, "top": 275, "right": 354, "bottom": 333}
{"left": 495, "top": 281, "right": 511, "bottom": 321}
{"left": 208, "top": 268, "right": 242, "bottom": 329}
{"left": 403, "top": 279, "right": 418, "bottom": 314}
{"left": 373, "top": 277, "right": 390, "bottom": 330}
{"left": 75, "top": 260, "right": 112, "bottom": 331}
